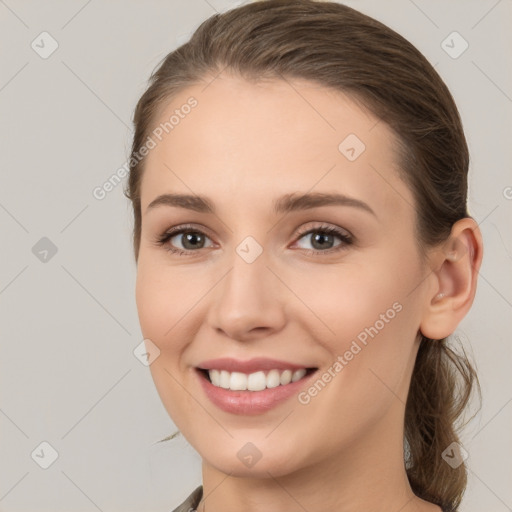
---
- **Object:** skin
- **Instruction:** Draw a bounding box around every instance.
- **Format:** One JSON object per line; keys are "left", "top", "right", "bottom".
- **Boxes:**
{"left": 135, "top": 73, "right": 483, "bottom": 511}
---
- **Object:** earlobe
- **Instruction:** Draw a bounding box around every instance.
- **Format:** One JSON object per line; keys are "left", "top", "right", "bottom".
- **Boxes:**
{"left": 419, "top": 218, "right": 484, "bottom": 340}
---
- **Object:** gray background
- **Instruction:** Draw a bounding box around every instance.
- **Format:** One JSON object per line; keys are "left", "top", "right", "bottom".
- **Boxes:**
{"left": 0, "top": 0, "right": 511, "bottom": 511}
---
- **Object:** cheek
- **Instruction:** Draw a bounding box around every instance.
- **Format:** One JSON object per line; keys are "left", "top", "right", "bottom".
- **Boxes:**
{"left": 135, "top": 260, "right": 197, "bottom": 348}
{"left": 135, "top": 267, "right": 167, "bottom": 342}
{"left": 293, "top": 251, "right": 422, "bottom": 403}
{"left": 135, "top": 263, "right": 199, "bottom": 426}
{"left": 292, "top": 258, "right": 416, "bottom": 347}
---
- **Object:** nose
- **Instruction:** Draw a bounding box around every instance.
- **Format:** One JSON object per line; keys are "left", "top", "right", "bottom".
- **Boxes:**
{"left": 206, "top": 249, "right": 287, "bottom": 342}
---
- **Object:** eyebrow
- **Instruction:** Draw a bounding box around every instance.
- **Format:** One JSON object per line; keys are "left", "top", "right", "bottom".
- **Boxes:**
{"left": 146, "top": 192, "right": 376, "bottom": 217}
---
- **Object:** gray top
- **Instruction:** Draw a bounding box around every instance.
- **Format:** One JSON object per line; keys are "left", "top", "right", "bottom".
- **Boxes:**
{"left": 171, "top": 485, "right": 451, "bottom": 511}
{"left": 171, "top": 485, "right": 203, "bottom": 512}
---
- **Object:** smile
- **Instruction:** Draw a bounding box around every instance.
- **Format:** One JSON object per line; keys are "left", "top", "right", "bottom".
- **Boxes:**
{"left": 201, "top": 368, "right": 316, "bottom": 391}
{"left": 195, "top": 367, "right": 318, "bottom": 415}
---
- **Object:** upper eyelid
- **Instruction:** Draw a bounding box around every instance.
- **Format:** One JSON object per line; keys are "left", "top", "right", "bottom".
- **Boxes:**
{"left": 295, "top": 224, "right": 352, "bottom": 237}
{"left": 163, "top": 223, "right": 216, "bottom": 241}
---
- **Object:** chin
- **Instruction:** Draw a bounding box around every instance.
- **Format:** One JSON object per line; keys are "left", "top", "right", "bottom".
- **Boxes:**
{"left": 197, "top": 437, "right": 306, "bottom": 477}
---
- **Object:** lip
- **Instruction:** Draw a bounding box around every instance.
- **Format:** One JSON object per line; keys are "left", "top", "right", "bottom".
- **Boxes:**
{"left": 195, "top": 366, "right": 318, "bottom": 415}
{"left": 197, "top": 357, "right": 316, "bottom": 373}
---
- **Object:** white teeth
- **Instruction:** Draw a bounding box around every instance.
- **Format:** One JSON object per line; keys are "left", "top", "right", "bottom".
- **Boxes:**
{"left": 280, "top": 369, "right": 292, "bottom": 385}
{"left": 292, "top": 368, "right": 307, "bottom": 382}
{"left": 230, "top": 371, "right": 247, "bottom": 391}
{"left": 247, "top": 371, "right": 267, "bottom": 391}
{"left": 207, "top": 368, "right": 309, "bottom": 391}
{"left": 266, "top": 369, "right": 281, "bottom": 388}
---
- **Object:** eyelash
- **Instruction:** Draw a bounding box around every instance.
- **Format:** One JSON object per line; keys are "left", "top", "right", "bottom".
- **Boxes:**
{"left": 154, "top": 223, "right": 353, "bottom": 257}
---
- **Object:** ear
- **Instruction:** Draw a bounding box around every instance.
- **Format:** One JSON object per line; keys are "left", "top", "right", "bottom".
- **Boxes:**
{"left": 419, "top": 217, "right": 484, "bottom": 340}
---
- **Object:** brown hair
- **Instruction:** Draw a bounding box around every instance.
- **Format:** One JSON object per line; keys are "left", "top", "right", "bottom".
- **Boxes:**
{"left": 124, "top": 1, "right": 480, "bottom": 509}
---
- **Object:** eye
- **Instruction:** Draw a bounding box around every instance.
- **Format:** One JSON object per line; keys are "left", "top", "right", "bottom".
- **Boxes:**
{"left": 154, "top": 223, "right": 353, "bottom": 256}
{"left": 293, "top": 224, "right": 353, "bottom": 254}
{"left": 155, "top": 224, "right": 215, "bottom": 255}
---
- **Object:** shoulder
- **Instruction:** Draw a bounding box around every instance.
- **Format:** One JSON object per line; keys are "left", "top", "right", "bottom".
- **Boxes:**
{"left": 170, "top": 485, "right": 203, "bottom": 512}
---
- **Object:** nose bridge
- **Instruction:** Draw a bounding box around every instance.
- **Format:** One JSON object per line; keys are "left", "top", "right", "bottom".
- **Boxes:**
{"left": 208, "top": 240, "right": 285, "bottom": 339}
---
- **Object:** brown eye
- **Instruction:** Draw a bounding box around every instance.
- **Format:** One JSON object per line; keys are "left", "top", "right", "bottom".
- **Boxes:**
{"left": 171, "top": 231, "right": 209, "bottom": 250}
{"left": 156, "top": 225, "right": 214, "bottom": 255}
{"left": 294, "top": 225, "right": 353, "bottom": 254}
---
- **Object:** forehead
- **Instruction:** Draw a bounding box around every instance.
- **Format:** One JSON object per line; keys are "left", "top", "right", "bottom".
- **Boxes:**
{"left": 139, "top": 74, "right": 414, "bottom": 222}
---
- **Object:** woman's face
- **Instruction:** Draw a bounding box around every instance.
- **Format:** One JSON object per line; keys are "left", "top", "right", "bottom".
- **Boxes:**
{"left": 135, "top": 74, "right": 434, "bottom": 477}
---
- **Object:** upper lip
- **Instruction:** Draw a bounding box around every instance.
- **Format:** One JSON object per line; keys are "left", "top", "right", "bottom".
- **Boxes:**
{"left": 197, "top": 357, "right": 317, "bottom": 374}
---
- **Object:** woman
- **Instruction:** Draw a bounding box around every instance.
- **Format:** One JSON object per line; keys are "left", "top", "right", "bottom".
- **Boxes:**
{"left": 124, "top": 1, "right": 483, "bottom": 510}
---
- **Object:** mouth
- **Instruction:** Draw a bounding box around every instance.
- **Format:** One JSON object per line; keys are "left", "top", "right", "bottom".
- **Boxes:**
{"left": 196, "top": 367, "right": 318, "bottom": 391}
{"left": 195, "top": 365, "right": 319, "bottom": 415}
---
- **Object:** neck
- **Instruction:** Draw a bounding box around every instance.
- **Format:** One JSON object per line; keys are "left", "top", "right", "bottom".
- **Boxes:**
{"left": 196, "top": 404, "right": 442, "bottom": 512}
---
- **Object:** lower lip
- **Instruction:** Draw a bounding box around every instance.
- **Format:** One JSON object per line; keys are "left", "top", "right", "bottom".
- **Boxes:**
{"left": 195, "top": 368, "right": 317, "bottom": 415}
